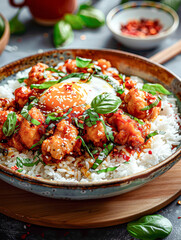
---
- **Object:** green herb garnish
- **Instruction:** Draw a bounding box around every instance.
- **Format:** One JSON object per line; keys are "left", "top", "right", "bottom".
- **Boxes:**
{"left": 96, "top": 166, "right": 118, "bottom": 174}
{"left": 127, "top": 214, "right": 172, "bottom": 240}
{"left": 18, "top": 77, "right": 27, "bottom": 83}
{"left": 142, "top": 83, "right": 171, "bottom": 95}
{"left": 64, "top": 14, "right": 85, "bottom": 30}
{"left": 45, "top": 108, "right": 72, "bottom": 125}
{"left": 9, "top": 9, "right": 26, "bottom": 34}
{"left": 91, "top": 142, "right": 114, "bottom": 170}
{"left": 145, "top": 130, "right": 165, "bottom": 141}
{"left": 53, "top": 20, "right": 73, "bottom": 48}
{"left": 91, "top": 92, "right": 122, "bottom": 114}
{"left": 141, "top": 97, "right": 161, "bottom": 111}
{"left": 76, "top": 136, "right": 95, "bottom": 159}
{"left": 2, "top": 112, "right": 17, "bottom": 137}
{"left": 30, "top": 81, "right": 58, "bottom": 89}
{"left": 76, "top": 57, "right": 92, "bottom": 68}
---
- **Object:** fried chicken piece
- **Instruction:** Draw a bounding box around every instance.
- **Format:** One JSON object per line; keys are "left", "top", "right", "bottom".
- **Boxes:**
{"left": 14, "top": 86, "right": 33, "bottom": 108}
{"left": 62, "top": 59, "right": 78, "bottom": 73}
{"left": 0, "top": 111, "right": 8, "bottom": 141}
{"left": 84, "top": 121, "right": 107, "bottom": 147}
{"left": 0, "top": 98, "right": 16, "bottom": 111}
{"left": 97, "top": 59, "right": 111, "bottom": 70}
{"left": 25, "top": 62, "right": 49, "bottom": 86}
{"left": 19, "top": 107, "right": 45, "bottom": 149}
{"left": 124, "top": 88, "right": 161, "bottom": 121}
{"left": 8, "top": 133, "right": 24, "bottom": 152}
{"left": 41, "top": 119, "right": 78, "bottom": 161}
{"left": 108, "top": 110, "right": 151, "bottom": 147}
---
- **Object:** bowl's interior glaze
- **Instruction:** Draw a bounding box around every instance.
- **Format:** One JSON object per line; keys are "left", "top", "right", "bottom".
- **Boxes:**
{"left": 0, "top": 49, "right": 180, "bottom": 187}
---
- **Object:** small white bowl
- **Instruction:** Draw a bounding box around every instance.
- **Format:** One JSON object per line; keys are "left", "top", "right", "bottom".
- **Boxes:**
{"left": 106, "top": 1, "right": 179, "bottom": 50}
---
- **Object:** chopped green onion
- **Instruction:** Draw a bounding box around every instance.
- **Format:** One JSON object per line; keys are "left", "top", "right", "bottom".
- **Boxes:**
{"left": 141, "top": 97, "right": 161, "bottom": 111}
{"left": 96, "top": 166, "right": 118, "bottom": 174}
{"left": 145, "top": 130, "right": 165, "bottom": 141}
{"left": 124, "top": 113, "right": 145, "bottom": 125}
{"left": 76, "top": 136, "right": 95, "bottom": 159}
{"left": 91, "top": 142, "right": 114, "bottom": 170}
{"left": 18, "top": 77, "right": 27, "bottom": 83}
{"left": 30, "top": 81, "right": 58, "bottom": 89}
{"left": 45, "top": 108, "right": 72, "bottom": 125}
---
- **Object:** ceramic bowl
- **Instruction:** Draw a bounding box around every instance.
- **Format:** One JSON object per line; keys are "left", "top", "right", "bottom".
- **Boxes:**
{"left": 106, "top": 1, "right": 179, "bottom": 50}
{"left": 0, "top": 49, "right": 181, "bottom": 200}
{"left": 0, "top": 14, "right": 10, "bottom": 54}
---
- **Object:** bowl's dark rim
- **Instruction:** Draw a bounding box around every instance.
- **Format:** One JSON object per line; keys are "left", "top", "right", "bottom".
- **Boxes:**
{"left": 0, "top": 48, "right": 180, "bottom": 188}
{"left": 106, "top": 1, "right": 179, "bottom": 41}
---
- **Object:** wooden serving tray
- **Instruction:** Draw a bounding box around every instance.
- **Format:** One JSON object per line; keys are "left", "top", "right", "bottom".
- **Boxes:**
{"left": 0, "top": 161, "right": 180, "bottom": 229}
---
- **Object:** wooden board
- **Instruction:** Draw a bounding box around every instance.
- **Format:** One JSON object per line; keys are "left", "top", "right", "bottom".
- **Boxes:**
{"left": 0, "top": 161, "right": 181, "bottom": 229}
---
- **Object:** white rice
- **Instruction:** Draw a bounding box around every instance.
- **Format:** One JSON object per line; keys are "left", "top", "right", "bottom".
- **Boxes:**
{"left": 0, "top": 68, "right": 180, "bottom": 182}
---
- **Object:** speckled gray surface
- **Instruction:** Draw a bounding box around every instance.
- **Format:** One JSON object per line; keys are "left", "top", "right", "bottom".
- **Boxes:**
{"left": 0, "top": 0, "right": 181, "bottom": 239}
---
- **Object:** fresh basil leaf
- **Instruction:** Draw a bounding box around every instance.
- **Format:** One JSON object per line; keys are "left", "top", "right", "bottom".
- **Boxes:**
{"left": 2, "top": 112, "right": 17, "bottom": 137}
{"left": 30, "top": 81, "right": 58, "bottom": 89}
{"left": 96, "top": 166, "right": 118, "bottom": 174}
{"left": 58, "top": 72, "right": 85, "bottom": 82}
{"left": 76, "top": 56, "right": 92, "bottom": 68}
{"left": 53, "top": 20, "right": 73, "bottom": 48}
{"left": 145, "top": 130, "right": 165, "bottom": 142}
{"left": 91, "top": 92, "right": 122, "bottom": 114}
{"left": 76, "top": 136, "right": 95, "bottom": 159}
{"left": 78, "top": 1, "right": 92, "bottom": 12}
{"left": 91, "top": 142, "right": 114, "bottom": 170}
{"left": 141, "top": 97, "right": 161, "bottom": 111}
{"left": 127, "top": 214, "right": 172, "bottom": 240}
{"left": 9, "top": 9, "right": 26, "bottom": 34}
{"left": 124, "top": 113, "right": 145, "bottom": 125}
{"left": 79, "top": 7, "right": 105, "bottom": 28}
{"left": 0, "top": 16, "right": 5, "bottom": 38}
{"left": 45, "top": 67, "right": 64, "bottom": 74}
{"left": 31, "top": 118, "right": 41, "bottom": 126}
{"left": 99, "top": 118, "right": 114, "bottom": 142}
{"left": 45, "top": 108, "right": 72, "bottom": 125}
{"left": 64, "top": 14, "right": 85, "bottom": 30}
{"left": 18, "top": 77, "right": 27, "bottom": 83}
{"left": 161, "top": 0, "right": 181, "bottom": 11}
{"left": 142, "top": 83, "right": 171, "bottom": 95}
{"left": 0, "top": 147, "right": 8, "bottom": 156}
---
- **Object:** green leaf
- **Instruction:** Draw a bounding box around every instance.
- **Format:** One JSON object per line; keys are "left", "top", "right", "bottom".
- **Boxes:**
{"left": 57, "top": 72, "right": 85, "bottom": 82}
{"left": 161, "top": 0, "right": 181, "bottom": 11}
{"left": 91, "top": 92, "right": 122, "bottom": 114}
{"left": 140, "top": 97, "right": 161, "bottom": 111}
{"left": 16, "top": 157, "right": 41, "bottom": 168}
{"left": 45, "top": 108, "right": 72, "bottom": 124}
{"left": 76, "top": 57, "right": 92, "bottom": 68}
{"left": 96, "top": 166, "right": 118, "bottom": 174}
{"left": 45, "top": 67, "right": 64, "bottom": 74}
{"left": 0, "top": 16, "right": 5, "bottom": 38}
{"left": 76, "top": 136, "right": 95, "bottom": 159}
{"left": 79, "top": 7, "right": 105, "bottom": 28}
{"left": 30, "top": 81, "right": 58, "bottom": 89}
{"left": 31, "top": 118, "right": 41, "bottom": 126}
{"left": 2, "top": 112, "right": 17, "bottom": 137}
{"left": 127, "top": 214, "right": 172, "bottom": 240}
{"left": 145, "top": 130, "right": 165, "bottom": 142}
{"left": 64, "top": 14, "right": 85, "bottom": 30}
{"left": 91, "top": 142, "right": 114, "bottom": 170}
{"left": 9, "top": 9, "right": 26, "bottom": 34}
{"left": 18, "top": 77, "right": 27, "bottom": 83}
{"left": 142, "top": 83, "right": 171, "bottom": 95}
{"left": 124, "top": 112, "right": 145, "bottom": 125}
{"left": 78, "top": 1, "right": 92, "bottom": 12}
{"left": 53, "top": 20, "right": 74, "bottom": 48}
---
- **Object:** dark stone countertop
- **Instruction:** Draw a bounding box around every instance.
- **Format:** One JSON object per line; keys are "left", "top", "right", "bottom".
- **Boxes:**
{"left": 0, "top": 0, "right": 181, "bottom": 239}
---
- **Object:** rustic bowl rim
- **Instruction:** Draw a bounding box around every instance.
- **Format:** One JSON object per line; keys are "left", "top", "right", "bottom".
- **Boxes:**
{"left": 106, "top": 1, "right": 179, "bottom": 41}
{"left": 0, "top": 48, "right": 180, "bottom": 188}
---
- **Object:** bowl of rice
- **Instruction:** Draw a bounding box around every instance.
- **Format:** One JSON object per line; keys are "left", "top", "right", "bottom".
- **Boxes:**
{"left": 0, "top": 49, "right": 180, "bottom": 200}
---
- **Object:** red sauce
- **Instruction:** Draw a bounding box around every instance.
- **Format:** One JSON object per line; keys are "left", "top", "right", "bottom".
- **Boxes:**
{"left": 121, "top": 18, "right": 162, "bottom": 37}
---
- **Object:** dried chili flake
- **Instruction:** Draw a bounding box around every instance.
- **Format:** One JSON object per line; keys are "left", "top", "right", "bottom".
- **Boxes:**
{"left": 121, "top": 18, "right": 162, "bottom": 37}
{"left": 148, "top": 150, "right": 152, "bottom": 154}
